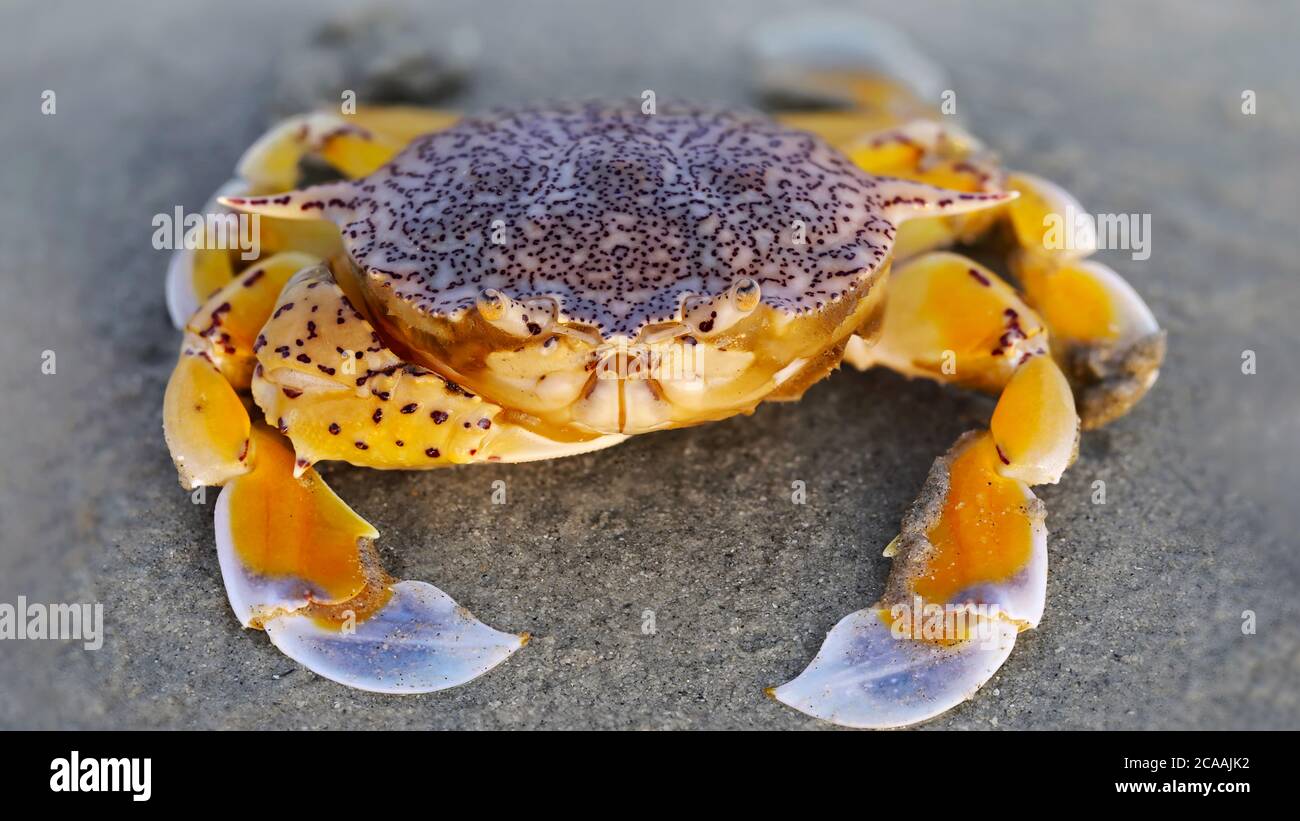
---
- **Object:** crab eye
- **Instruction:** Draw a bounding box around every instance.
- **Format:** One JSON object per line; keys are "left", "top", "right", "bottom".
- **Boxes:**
{"left": 732, "top": 277, "right": 761, "bottom": 312}
{"left": 476, "top": 288, "right": 506, "bottom": 320}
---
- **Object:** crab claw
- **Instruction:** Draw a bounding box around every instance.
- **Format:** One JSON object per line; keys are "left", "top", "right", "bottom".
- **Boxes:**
{"left": 215, "top": 425, "right": 526, "bottom": 692}
{"left": 769, "top": 608, "right": 1018, "bottom": 729}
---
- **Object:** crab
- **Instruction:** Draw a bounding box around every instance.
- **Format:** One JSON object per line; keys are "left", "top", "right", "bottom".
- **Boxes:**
{"left": 161, "top": 39, "right": 1164, "bottom": 728}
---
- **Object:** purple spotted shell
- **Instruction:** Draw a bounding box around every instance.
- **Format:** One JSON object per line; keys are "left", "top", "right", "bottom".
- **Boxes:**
{"left": 326, "top": 102, "right": 902, "bottom": 338}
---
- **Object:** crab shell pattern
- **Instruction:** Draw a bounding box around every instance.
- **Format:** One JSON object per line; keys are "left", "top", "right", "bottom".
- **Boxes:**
{"left": 162, "top": 78, "right": 1163, "bottom": 728}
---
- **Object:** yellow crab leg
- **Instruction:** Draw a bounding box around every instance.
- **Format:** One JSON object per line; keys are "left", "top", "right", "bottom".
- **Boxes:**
{"left": 771, "top": 422, "right": 1062, "bottom": 728}
{"left": 860, "top": 139, "right": 1163, "bottom": 428}
{"left": 163, "top": 256, "right": 569, "bottom": 693}
{"left": 845, "top": 252, "right": 1049, "bottom": 392}
{"left": 774, "top": 252, "right": 1080, "bottom": 727}
{"left": 833, "top": 153, "right": 1166, "bottom": 429}
{"left": 163, "top": 181, "right": 247, "bottom": 329}
{"left": 846, "top": 122, "right": 1007, "bottom": 260}
{"left": 236, "top": 106, "right": 461, "bottom": 190}
{"left": 343, "top": 106, "right": 462, "bottom": 145}
{"left": 846, "top": 251, "right": 1080, "bottom": 483}
{"left": 235, "top": 116, "right": 360, "bottom": 189}
{"left": 1003, "top": 172, "right": 1166, "bottom": 429}
{"left": 797, "top": 126, "right": 1165, "bottom": 426}
{"left": 989, "top": 354, "right": 1079, "bottom": 485}
{"left": 773, "top": 82, "right": 936, "bottom": 155}
{"left": 163, "top": 251, "right": 322, "bottom": 487}
{"left": 162, "top": 352, "right": 252, "bottom": 490}
{"left": 215, "top": 425, "right": 527, "bottom": 693}
{"left": 846, "top": 121, "right": 998, "bottom": 190}
{"left": 180, "top": 251, "right": 322, "bottom": 388}
{"left": 221, "top": 424, "right": 376, "bottom": 618}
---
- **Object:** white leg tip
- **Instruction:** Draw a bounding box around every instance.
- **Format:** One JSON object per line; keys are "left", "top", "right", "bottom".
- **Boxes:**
{"left": 771, "top": 608, "right": 1017, "bottom": 729}
{"left": 264, "top": 581, "right": 526, "bottom": 694}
